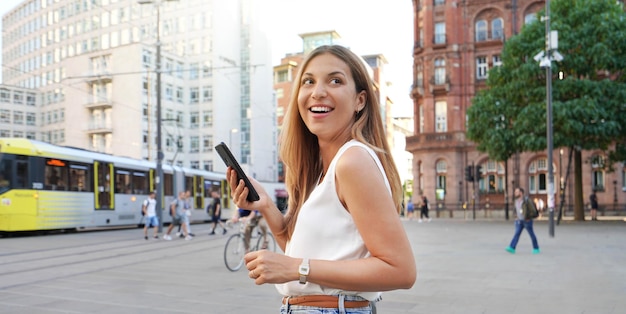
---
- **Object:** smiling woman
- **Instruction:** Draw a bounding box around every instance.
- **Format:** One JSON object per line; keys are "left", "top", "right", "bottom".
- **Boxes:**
{"left": 226, "top": 45, "right": 416, "bottom": 313}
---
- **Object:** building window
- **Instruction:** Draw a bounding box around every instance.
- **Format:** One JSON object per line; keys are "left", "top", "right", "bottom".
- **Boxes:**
{"left": 0, "top": 110, "right": 10, "bottom": 123}
{"left": 176, "top": 62, "right": 184, "bottom": 79}
{"left": 203, "top": 86, "right": 213, "bottom": 102}
{"left": 190, "top": 161, "right": 199, "bottom": 169}
{"left": 435, "top": 160, "right": 446, "bottom": 198}
{"left": 276, "top": 70, "right": 288, "bottom": 83}
{"left": 0, "top": 88, "right": 9, "bottom": 102}
{"left": 142, "top": 49, "right": 152, "bottom": 68}
{"left": 434, "top": 0, "right": 445, "bottom": 6}
{"left": 165, "top": 85, "right": 173, "bottom": 101}
{"left": 189, "top": 62, "right": 199, "bottom": 80}
{"left": 492, "top": 18, "right": 503, "bottom": 40}
{"left": 190, "top": 136, "right": 199, "bottom": 153}
{"left": 525, "top": 12, "right": 538, "bottom": 25}
{"left": 203, "top": 110, "right": 213, "bottom": 127}
{"left": 203, "top": 135, "right": 213, "bottom": 152}
{"left": 434, "top": 22, "right": 446, "bottom": 44}
{"left": 493, "top": 55, "right": 502, "bottom": 67}
{"left": 435, "top": 101, "right": 447, "bottom": 133}
{"left": 176, "top": 87, "right": 184, "bottom": 103}
{"left": 13, "top": 111, "right": 24, "bottom": 124}
{"left": 476, "top": 57, "right": 488, "bottom": 80}
{"left": 203, "top": 62, "right": 212, "bottom": 78}
{"left": 591, "top": 155, "right": 605, "bottom": 191}
{"left": 475, "top": 20, "right": 487, "bottom": 42}
{"left": 190, "top": 111, "right": 199, "bottom": 128}
{"left": 26, "top": 113, "right": 36, "bottom": 126}
{"left": 203, "top": 160, "right": 213, "bottom": 171}
{"left": 190, "top": 87, "right": 199, "bottom": 104}
{"left": 529, "top": 158, "right": 549, "bottom": 194}
{"left": 434, "top": 58, "right": 446, "bottom": 85}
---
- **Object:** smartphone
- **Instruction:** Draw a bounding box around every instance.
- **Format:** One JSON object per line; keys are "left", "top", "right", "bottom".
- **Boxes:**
{"left": 215, "top": 142, "right": 260, "bottom": 202}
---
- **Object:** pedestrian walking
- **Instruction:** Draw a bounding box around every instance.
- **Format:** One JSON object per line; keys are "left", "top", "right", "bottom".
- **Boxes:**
{"left": 177, "top": 190, "right": 195, "bottom": 237}
{"left": 227, "top": 45, "right": 415, "bottom": 313}
{"left": 589, "top": 190, "right": 599, "bottom": 221}
{"left": 419, "top": 195, "right": 431, "bottom": 222}
{"left": 209, "top": 190, "right": 227, "bottom": 235}
{"left": 142, "top": 191, "right": 159, "bottom": 239}
{"left": 163, "top": 191, "right": 192, "bottom": 240}
{"left": 406, "top": 199, "right": 415, "bottom": 220}
{"left": 506, "top": 187, "right": 540, "bottom": 254}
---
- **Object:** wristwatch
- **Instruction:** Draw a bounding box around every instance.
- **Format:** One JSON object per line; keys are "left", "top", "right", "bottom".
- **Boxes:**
{"left": 298, "top": 258, "right": 310, "bottom": 284}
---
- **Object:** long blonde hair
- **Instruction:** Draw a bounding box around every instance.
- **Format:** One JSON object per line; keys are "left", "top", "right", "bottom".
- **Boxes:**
{"left": 279, "top": 45, "right": 402, "bottom": 240}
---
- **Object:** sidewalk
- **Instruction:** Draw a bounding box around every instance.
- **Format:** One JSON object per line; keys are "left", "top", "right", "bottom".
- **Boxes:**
{"left": 0, "top": 219, "right": 624, "bottom": 313}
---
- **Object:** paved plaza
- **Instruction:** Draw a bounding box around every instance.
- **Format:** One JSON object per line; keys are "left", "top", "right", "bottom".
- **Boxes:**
{"left": 0, "top": 218, "right": 624, "bottom": 314}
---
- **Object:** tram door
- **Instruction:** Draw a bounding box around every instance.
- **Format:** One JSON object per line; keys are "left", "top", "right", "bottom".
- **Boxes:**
{"left": 193, "top": 175, "right": 204, "bottom": 209}
{"left": 94, "top": 161, "right": 114, "bottom": 209}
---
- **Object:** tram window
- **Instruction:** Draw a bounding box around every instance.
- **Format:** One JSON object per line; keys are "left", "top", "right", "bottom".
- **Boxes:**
{"left": 204, "top": 180, "right": 219, "bottom": 197}
{"left": 115, "top": 169, "right": 131, "bottom": 194}
{"left": 15, "top": 159, "right": 28, "bottom": 189}
{"left": 69, "top": 164, "right": 90, "bottom": 192}
{"left": 0, "top": 159, "right": 11, "bottom": 192}
{"left": 185, "top": 176, "right": 193, "bottom": 193}
{"left": 45, "top": 159, "right": 68, "bottom": 191}
{"left": 133, "top": 172, "right": 148, "bottom": 194}
{"left": 164, "top": 173, "right": 173, "bottom": 195}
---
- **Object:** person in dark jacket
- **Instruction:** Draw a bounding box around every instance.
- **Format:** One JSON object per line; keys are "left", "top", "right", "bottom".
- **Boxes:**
{"left": 506, "top": 187, "right": 540, "bottom": 254}
{"left": 589, "top": 191, "right": 599, "bottom": 221}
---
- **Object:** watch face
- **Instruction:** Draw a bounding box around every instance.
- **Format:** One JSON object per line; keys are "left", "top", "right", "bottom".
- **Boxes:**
{"left": 300, "top": 265, "right": 309, "bottom": 275}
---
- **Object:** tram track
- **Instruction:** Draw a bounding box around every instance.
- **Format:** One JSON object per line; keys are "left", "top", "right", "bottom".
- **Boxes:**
{"left": 0, "top": 225, "right": 229, "bottom": 290}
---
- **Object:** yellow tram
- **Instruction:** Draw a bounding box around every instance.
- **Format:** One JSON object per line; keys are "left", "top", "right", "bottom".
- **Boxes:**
{"left": 0, "top": 138, "right": 231, "bottom": 232}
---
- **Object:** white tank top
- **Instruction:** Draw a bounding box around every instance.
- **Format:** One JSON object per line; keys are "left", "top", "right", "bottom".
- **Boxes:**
{"left": 275, "top": 140, "right": 391, "bottom": 301}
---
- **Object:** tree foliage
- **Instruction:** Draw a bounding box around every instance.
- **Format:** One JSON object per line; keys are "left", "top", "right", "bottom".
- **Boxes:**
{"left": 468, "top": 0, "right": 626, "bottom": 161}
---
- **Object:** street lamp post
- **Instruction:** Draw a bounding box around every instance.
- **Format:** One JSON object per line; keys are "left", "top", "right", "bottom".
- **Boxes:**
{"left": 139, "top": 0, "right": 177, "bottom": 232}
{"left": 534, "top": 0, "right": 562, "bottom": 238}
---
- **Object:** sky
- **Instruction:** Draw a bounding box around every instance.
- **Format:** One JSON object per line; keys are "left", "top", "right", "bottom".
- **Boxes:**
{"left": 0, "top": 0, "right": 414, "bottom": 115}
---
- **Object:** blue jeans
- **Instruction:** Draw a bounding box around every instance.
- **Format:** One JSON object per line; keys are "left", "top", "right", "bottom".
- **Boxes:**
{"left": 280, "top": 295, "right": 375, "bottom": 314}
{"left": 509, "top": 219, "right": 539, "bottom": 249}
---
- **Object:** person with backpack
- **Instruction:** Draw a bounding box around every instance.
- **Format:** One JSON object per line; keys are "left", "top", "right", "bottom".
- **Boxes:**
{"left": 506, "top": 187, "right": 540, "bottom": 254}
{"left": 142, "top": 191, "right": 159, "bottom": 240}
{"left": 162, "top": 191, "right": 193, "bottom": 240}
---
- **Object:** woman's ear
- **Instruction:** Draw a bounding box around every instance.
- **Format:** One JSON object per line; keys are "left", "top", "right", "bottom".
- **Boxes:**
{"left": 356, "top": 91, "right": 366, "bottom": 113}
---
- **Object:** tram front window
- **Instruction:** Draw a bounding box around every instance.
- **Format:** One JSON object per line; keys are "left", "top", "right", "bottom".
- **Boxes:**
{"left": 0, "top": 159, "right": 11, "bottom": 193}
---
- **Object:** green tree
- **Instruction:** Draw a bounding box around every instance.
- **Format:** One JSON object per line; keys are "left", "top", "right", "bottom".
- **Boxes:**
{"left": 467, "top": 0, "right": 626, "bottom": 221}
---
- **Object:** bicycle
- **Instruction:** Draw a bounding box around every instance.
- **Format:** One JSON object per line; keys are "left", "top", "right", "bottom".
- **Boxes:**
{"left": 223, "top": 217, "right": 276, "bottom": 271}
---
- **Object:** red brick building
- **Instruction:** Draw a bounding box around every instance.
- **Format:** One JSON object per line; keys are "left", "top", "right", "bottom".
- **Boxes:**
{"left": 408, "top": 0, "right": 625, "bottom": 217}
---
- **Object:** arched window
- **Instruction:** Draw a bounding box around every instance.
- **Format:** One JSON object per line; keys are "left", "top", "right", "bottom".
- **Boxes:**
{"left": 434, "top": 58, "right": 446, "bottom": 85}
{"left": 528, "top": 158, "right": 556, "bottom": 194}
{"left": 475, "top": 20, "right": 487, "bottom": 41}
{"left": 435, "top": 160, "right": 447, "bottom": 192}
{"left": 525, "top": 13, "right": 537, "bottom": 25}
{"left": 491, "top": 18, "right": 503, "bottom": 40}
{"left": 591, "top": 155, "right": 605, "bottom": 191}
{"left": 477, "top": 160, "right": 505, "bottom": 194}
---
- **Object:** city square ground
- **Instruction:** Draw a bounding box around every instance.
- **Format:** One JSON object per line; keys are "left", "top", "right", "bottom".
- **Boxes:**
{"left": 0, "top": 217, "right": 624, "bottom": 313}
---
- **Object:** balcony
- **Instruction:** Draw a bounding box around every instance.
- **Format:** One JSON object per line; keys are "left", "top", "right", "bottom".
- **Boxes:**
{"left": 84, "top": 97, "right": 113, "bottom": 109}
{"left": 84, "top": 71, "right": 113, "bottom": 84}
{"left": 86, "top": 121, "right": 113, "bottom": 134}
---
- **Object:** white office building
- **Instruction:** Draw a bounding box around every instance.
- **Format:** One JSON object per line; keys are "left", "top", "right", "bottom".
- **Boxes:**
{"left": 1, "top": 0, "right": 277, "bottom": 182}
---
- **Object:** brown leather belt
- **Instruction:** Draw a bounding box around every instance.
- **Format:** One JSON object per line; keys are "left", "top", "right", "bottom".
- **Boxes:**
{"left": 282, "top": 295, "right": 370, "bottom": 308}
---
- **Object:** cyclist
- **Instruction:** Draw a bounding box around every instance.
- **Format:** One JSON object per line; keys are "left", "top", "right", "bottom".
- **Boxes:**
{"left": 232, "top": 208, "right": 268, "bottom": 252}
